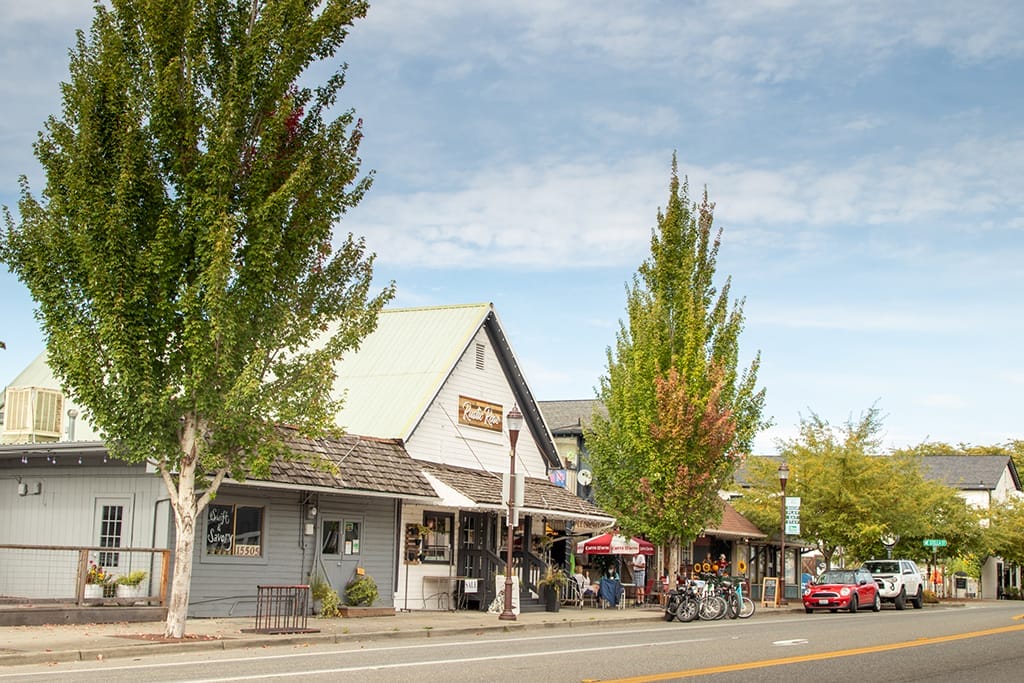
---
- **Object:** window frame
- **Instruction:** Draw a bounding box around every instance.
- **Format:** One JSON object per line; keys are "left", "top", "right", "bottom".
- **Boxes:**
{"left": 201, "top": 499, "right": 269, "bottom": 565}
{"left": 420, "top": 511, "right": 455, "bottom": 564}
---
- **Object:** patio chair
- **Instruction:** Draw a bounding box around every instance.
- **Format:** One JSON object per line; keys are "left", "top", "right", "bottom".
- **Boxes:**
{"left": 562, "top": 579, "right": 584, "bottom": 609}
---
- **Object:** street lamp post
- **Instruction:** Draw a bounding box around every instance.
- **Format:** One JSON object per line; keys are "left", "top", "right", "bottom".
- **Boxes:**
{"left": 499, "top": 404, "right": 524, "bottom": 621}
{"left": 778, "top": 461, "right": 789, "bottom": 607}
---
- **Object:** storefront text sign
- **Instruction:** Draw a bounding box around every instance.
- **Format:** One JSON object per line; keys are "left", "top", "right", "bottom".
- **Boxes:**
{"left": 458, "top": 396, "right": 504, "bottom": 432}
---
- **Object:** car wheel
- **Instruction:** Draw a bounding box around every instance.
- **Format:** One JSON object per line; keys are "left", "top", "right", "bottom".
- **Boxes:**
{"left": 872, "top": 592, "right": 881, "bottom": 612}
{"left": 805, "top": 606, "right": 813, "bottom": 614}
{"left": 911, "top": 586, "right": 924, "bottom": 609}
{"left": 849, "top": 594, "right": 858, "bottom": 613}
{"left": 894, "top": 587, "right": 906, "bottom": 610}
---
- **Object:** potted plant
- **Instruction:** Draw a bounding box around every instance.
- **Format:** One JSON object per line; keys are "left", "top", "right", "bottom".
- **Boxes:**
{"left": 310, "top": 573, "right": 341, "bottom": 617}
{"left": 115, "top": 570, "right": 148, "bottom": 600}
{"left": 84, "top": 561, "right": 110, "bottom": 600}
{"left": 345, "top": 573, "right": 379, "bottom": 607}
{"left": 538, "top": 566, "right": 568, "bottom": 612}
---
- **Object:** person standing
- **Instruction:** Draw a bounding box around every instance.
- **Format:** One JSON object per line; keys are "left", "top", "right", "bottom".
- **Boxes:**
{"left": 631, "top": 552, "right": 647, "bottom": 605}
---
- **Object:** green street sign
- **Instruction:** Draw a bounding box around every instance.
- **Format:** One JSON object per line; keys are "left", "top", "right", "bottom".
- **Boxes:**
{"left": 923, "top": 539, "right": 947, "bottom": 547}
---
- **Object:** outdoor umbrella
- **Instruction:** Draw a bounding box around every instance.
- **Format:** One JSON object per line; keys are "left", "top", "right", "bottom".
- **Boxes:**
{"left": 575, "top": 533, "right": 654, "bottom": 556}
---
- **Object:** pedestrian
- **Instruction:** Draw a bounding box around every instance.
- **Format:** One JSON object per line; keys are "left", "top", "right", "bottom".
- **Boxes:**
{"left": 631, "top": 552, "right": 646, "bottom": 605}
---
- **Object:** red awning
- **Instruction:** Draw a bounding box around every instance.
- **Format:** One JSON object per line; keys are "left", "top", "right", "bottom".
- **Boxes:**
{"left": 576, "top": 533, "right": 654, "bottom": 555}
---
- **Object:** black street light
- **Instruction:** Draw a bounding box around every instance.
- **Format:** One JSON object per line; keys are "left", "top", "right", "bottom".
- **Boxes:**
{"left": 778, "top": 461, "right": 789, "bottom": 607}
{"left": 499, "top": 404, "right": 524, "bottom": 621}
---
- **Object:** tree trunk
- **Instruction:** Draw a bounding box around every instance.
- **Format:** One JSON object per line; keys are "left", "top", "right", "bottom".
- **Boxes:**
{"left": 164, "top": 451, "right": 199, "bottom": 638}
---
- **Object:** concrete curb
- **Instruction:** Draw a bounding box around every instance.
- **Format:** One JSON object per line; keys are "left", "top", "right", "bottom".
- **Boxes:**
{"left": 0, "top": 612, "right": 665, "bottom": 667}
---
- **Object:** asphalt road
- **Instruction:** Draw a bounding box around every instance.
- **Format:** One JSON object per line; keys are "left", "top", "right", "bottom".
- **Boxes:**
{"left": 2, "top": 602, "right": 1022, "bottom": 682}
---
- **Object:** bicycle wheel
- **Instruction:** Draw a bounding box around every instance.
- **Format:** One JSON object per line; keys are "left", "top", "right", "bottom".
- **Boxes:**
{"left": 726, "top": 592, "right": 740, "bottom": 619}
{"left": 676, "top": 595, "right": 699, "bottom": 623}
{"left": 700, "top": 595, "right": 726, "bottom": 620}
{"left": 738, "top": 596, "right": 756, "bottom": 618}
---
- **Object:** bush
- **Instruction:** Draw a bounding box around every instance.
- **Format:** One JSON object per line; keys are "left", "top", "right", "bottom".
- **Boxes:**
{"left": 922, "top": 589, "right": 939, "bottom": 604}
{"left": 116, "top": 570, "right": 148, "bottom": 586}
{"left": 319, "top": 587, "right": 342, "bottom": 617}
{"left": 345, "top": 574, "right": 378, "bottom": 607}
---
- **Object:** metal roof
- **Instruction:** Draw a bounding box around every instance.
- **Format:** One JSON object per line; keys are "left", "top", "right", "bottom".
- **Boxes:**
{"left": 332, "top": 303, "right": 561, "bottom": 468}
{"left": 332, "top": 304, "right": 493, "bottom": 439}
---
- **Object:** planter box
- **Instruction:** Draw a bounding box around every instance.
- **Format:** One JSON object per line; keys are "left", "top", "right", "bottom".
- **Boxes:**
{"left": 84, "top": 584, "right": 104, "bottom": 600}
{"left": 116, "top": 584, "right": 145, "bottom": 601}
{"left": 338, "top": 606, "right": 396, "bottom": 618}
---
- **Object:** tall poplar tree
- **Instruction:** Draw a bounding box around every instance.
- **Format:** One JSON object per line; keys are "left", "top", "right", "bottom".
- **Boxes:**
{"left": 0, "top": 0, "right": 391, "bottom": 637}
{"left": 587, "top": 155, "right": 768, "bottom": 544}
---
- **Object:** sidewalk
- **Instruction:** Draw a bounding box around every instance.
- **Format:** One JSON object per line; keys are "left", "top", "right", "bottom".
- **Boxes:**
{"left": 0, "top": 605, "right": 677, "bottom": 667}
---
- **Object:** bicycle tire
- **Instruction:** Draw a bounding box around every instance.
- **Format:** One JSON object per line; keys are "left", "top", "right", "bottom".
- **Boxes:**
{"left": 676, "top": 596, "right": 699, "bottom": 623}
{"left": 738, "top": 596, "right": 756, "bottom": 618}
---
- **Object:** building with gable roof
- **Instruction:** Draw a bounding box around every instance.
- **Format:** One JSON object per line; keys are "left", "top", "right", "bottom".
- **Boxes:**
{"left": 0, "top": 302, "right": 614, "bottom": 618}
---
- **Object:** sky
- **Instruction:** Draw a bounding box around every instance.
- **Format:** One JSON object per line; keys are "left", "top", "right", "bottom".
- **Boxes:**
{"left": 1, "top": 1, "right": 1023, "bottom": 455}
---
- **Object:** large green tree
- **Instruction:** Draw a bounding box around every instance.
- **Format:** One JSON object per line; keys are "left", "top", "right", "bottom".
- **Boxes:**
{"left": 735, "top": 409, "right": 981, "bottom": 568}
{"left": 0, "top": 0, "right": 391, "bottom": 637}
{"left": 587, "top": 156, "right": 768, "bottom": 544}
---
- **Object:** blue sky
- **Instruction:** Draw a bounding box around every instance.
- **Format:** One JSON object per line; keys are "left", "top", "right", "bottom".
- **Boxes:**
{"left": 2, "top": 1, "right": 1023, "bottom": 454}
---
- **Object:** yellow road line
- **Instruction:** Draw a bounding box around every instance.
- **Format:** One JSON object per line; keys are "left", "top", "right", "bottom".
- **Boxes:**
{"left": 600, "top": 623, "right": 1024, "bottom": 682}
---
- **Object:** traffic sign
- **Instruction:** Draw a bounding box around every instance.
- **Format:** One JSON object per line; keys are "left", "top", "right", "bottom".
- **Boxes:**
{"left": 923, "top": 539, "right": 947, "bottom": 547}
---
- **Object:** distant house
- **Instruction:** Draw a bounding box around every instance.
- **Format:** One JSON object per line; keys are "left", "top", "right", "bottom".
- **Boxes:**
{"left": 916, "top": 455, "right": 1022, "bottom": 599}
{"left": 0, "top": 303, "right": 613, "bottom": 617}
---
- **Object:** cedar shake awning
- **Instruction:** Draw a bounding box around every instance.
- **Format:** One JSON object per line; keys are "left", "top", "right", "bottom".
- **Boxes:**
{"left": 242, "top": 427, "right": 439, "bottom": 501}
{"left": 419, "top": 460, "right": 615, "bottom": 525}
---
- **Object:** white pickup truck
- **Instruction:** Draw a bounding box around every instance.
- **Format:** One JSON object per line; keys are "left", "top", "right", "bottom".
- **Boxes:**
{"left": 861, "top": 559, "right": 925, "bottom": 609}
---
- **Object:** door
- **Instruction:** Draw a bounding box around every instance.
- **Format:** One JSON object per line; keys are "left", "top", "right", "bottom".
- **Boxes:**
{"left": 319, "top": 516, "right": 364, "bottom": 594}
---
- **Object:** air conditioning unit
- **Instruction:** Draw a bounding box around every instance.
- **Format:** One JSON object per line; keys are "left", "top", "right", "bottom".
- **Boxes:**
{"left": 2, "top": 387, "right": 64, "bottom": 443}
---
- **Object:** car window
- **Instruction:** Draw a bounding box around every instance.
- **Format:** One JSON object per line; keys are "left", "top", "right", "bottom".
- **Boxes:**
{"left": 865, "top": 561, "right": 899, "bottom": 573}
{"left": 818, "top": 571, "right": 855, "bottom": 585}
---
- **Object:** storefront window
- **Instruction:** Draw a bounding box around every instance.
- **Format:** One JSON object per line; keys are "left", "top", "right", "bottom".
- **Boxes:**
{"left": 206, "top": 504, "right": 264, "bottom": 557}
{"left": 421, "top": 512, "right": 453, "bottom": 563}
{"left": 344, "top": 520, "right": 361, "bottom": 555}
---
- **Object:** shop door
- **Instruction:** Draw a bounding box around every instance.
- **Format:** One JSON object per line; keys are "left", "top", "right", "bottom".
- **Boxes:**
{"left": 320, "top": 516, "right": 364, "bottom": 592}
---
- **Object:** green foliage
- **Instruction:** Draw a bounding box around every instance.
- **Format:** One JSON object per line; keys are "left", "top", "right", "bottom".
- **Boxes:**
{"left": 0, "top": 0, "right": 389, "bottom": 638}
{"left": 538, "top": 565, "right": 568, "bottom": 589}
{"left": 733, "top": 408, "right": 982, "bottom": 568}
{"left": 116, "top": 570, "right": 148, "bottom": 586}
{"left": 344, "top": 574, "right": 378, "bottom": 607}
{"left": 318, "top": 586, "right": 342, "bottom": 618}
{"left": 985, "top": 499, "right": 1024, "bottom": 566}
{"left": 587, "top": 155, "right": 768, "bottom": 544}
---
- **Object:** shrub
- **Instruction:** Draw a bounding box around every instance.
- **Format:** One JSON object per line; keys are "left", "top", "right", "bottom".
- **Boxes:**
{"left": 116, "top": 570, "right": 148, "bottom": 586}
{"left": 345, "top": 574, "right": 378, "bottom": 607}
{"left": 319, "top": 587, "right": 342, "bottom": 617}
{"left": 922, "top": 589, "right": 939, "bottom": 604}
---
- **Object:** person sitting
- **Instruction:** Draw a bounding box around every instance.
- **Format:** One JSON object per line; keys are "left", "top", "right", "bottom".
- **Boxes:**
{"left": 573, "top": 569, "right": 598, "bottom": 598}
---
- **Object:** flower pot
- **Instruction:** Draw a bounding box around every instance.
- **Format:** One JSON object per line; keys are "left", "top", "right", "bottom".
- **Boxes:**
{"left": 116, "top": 583, "right": 145, "bottom": 601}
{"left": 84, "top": 584, "right": 104, "bottom": 600}
{"left": 542, "top": 585, "right": 561, "bottom": 612}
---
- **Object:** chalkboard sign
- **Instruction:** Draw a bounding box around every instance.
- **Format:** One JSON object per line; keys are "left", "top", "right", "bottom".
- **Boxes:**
{"left": 206, "top": 504, "right": 234, "bottom": 555}
{"left": 955, "top": 576, "right": 967, "bottom": 589}
{"left": 761, "top": 577, "right": 779, "bottom": 606}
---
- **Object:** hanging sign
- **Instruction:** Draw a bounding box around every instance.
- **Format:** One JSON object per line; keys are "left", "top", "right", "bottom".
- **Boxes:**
{"left": 784, "top": 497, "right": 801, "bottom": 535}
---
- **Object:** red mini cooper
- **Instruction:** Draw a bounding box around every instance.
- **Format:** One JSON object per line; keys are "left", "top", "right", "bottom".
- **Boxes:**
{"left": 803, "top": 568, "right": 880, "bottom": 613}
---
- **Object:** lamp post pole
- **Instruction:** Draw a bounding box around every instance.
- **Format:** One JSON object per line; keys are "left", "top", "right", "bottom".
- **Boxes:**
{"left": 499, "top": 404, "right": 524, "bottom": 621}
{"left": 778, "top": 461, "right": 789, "bottom": 607}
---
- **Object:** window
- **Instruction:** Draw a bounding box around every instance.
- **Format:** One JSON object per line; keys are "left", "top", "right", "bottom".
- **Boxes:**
{"left": 206, "top": 504, "right": 264, "bottom": 557}
{"left": 322, "top": 518, "right": 361, "bottom": 556}
{"left": 344, "top": 520, "right": 361, "bottom": 555}
{"left": 98, "top": 504, "right": 124, "bottom": 568}
{"left": 421, "top": 511, "right": 454, "bottom": 563}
